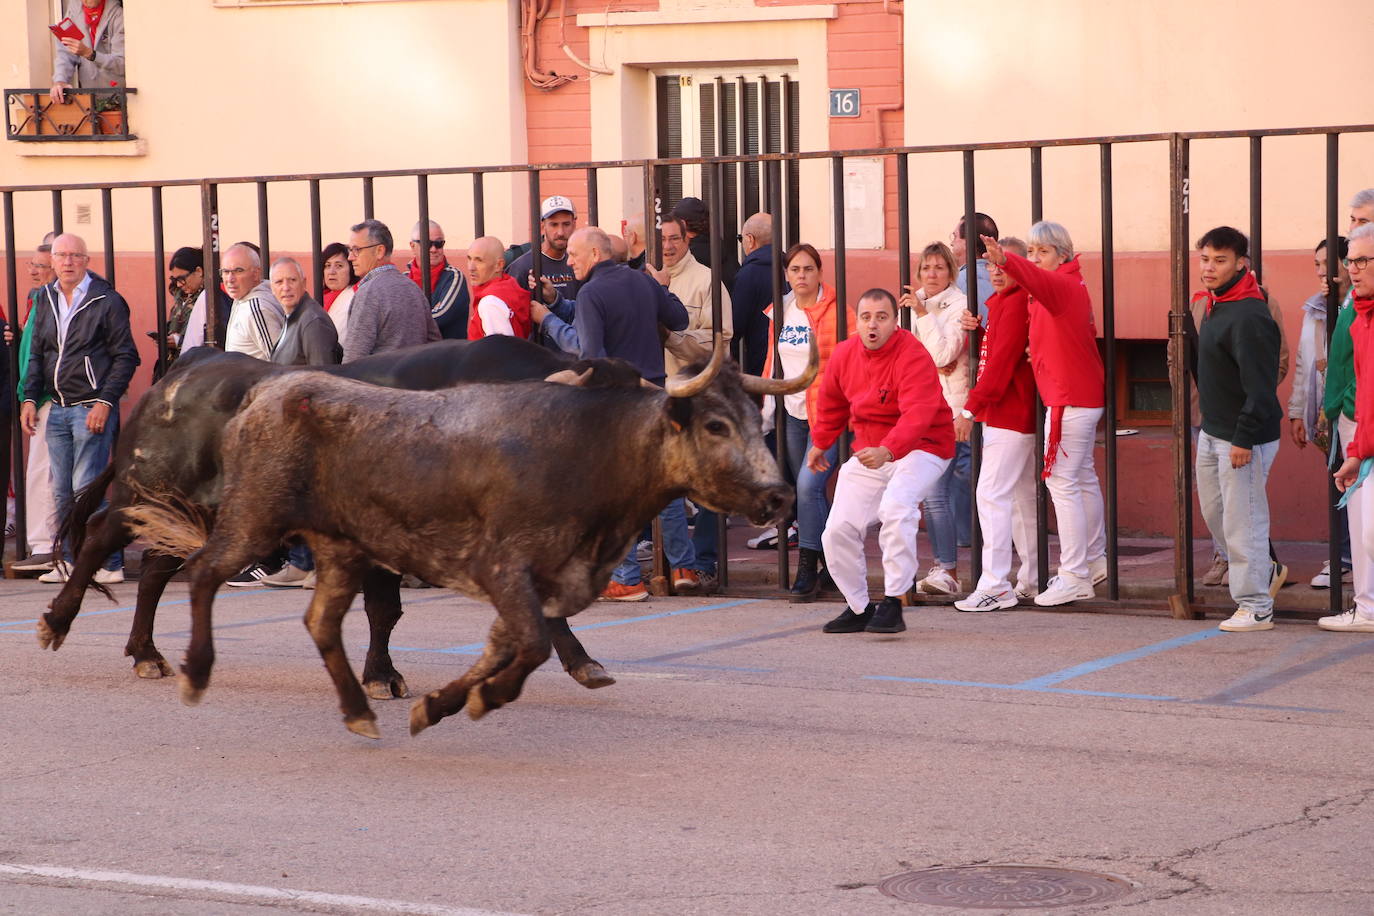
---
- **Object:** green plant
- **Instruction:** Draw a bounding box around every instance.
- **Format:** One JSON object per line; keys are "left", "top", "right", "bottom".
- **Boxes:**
{"left": 93, "top": 81, "right": 122, "bottom": 113}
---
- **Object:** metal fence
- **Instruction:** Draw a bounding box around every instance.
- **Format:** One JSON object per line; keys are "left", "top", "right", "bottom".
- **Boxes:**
{"left": 3, "top": 122, "right": 1372, "bottom": 610}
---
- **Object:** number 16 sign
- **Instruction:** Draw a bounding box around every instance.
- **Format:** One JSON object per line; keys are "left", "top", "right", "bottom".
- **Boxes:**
{"left": 829, "top": 89, "right": 860, "bottom": 118}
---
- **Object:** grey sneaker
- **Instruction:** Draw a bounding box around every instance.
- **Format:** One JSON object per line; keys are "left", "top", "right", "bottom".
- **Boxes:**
{"left": 260, "top": 564, "right": 311, "bottom": 588}
{"left": 13, "top": 552, "right": 56, "bottom": 572}
{"left": 1201, "top": 553, "right": 1229, "bottom": 587}
{"left": 1268, "top": 562, "right": 1288, "bottom": 598}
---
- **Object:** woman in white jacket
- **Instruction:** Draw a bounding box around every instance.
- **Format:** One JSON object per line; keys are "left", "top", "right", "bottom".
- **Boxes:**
{"left": 901, "top": 241, "right": 971, "bottom": 595}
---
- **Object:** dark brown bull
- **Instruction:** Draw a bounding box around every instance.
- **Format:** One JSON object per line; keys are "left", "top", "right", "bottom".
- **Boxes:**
{"left": 37, "top": 338, "right": 637, "bottom": 697}
{"left": 130, "top": 340, "right": 814, "bottom": 737}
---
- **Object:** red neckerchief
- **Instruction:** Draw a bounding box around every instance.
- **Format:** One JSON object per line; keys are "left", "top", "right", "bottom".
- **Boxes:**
{"left": 1204, "top": 268, "right": 1262, "bottom": 316}
{"left": 406, "top": 258, "right": 446, "bottom": 294}
{"left": 83, "top": 0, "right": 106, "bottom": 38}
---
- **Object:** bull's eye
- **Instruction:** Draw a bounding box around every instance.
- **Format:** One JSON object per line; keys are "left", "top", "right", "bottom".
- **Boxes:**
{"left": 704, "top": 419, "right": 730, "bottom": 437}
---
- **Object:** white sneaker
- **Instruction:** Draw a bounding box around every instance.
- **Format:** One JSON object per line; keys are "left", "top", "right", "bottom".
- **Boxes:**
{"left": 954, "top": 588, "right": 1018, "bottom": 612}
{"left": 38, "top": 561, "right": 71, "bottom": 584}
{"left": 93, "top": 568, "right": 124, "bottom": 585}
{"left": 918, "top": 566, "right": 960, "bottom": 595}
{"left": 1014, "top": 582, "right": 1038, "bottom": 601}
{"left": 1033, "top": 575, "right": 1094, "bottom": 607}
{"left": 634, "top": 539, "right": 654, "bottom": 562}
{"left": 1218, "top": 608, "right": 1274, "bottom": 632}
{"left": 1317, "top": 609, "right": 1374, "bottom": 632}
{"left": 1090, "top": 556, "right": 1108, "bottom": 586}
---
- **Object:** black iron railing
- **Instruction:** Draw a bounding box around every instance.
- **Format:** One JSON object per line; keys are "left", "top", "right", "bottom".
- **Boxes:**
{"left": 5, "top": 87, "right": 137, "bottom": 141}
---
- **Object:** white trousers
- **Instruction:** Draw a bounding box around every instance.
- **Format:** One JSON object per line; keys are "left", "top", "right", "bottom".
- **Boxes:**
{"left": 1045, "top": 406, "right": 1106, "bottom": 581}
{"left": 1339, "top": 416, "right": 1374, "bottom": 618}
{"left": 26, "top": 402, "right": 57, "bottom": 554}
{"left": 821, "top": 449, "right": 950, "bottom": 613}
{"left": 975, "top": 425, "right": 1038, "bottom": 594}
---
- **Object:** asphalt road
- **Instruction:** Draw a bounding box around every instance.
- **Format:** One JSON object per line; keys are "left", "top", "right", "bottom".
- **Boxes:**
{"left": 2, "top": 579, "right": 1373, "bottom": 914}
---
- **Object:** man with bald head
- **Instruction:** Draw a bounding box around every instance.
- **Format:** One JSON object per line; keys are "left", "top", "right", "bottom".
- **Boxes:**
{"left": 406, "top": 219, "right": 470, "bottom": 340}
{"left": 731, "top": 212, "right": 775, "bottom": 375}
{"left": 221, "top": 242, "right": 285, "bottom": 361}
{"left": 21, "top": 232, "right": 139, "bottom": 584}
{"left": 623, "top": 213, "right": 647, "bottom": 271}
{"left": 343, "top": 218, "right": 441, "bottom": 362}
{"left": 466, "top": 236, "right": 532, "bottom": 339}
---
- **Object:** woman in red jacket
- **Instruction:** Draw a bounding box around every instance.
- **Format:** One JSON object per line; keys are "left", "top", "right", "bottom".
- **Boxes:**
{"left": 808, "top": 288, "right": 954, "bottom": 635}
{"left": 953, "top": 237, "right": 1039, "bottom": 611}
{"left": 982, "top": 224, "right": 1107, "bottom": 607}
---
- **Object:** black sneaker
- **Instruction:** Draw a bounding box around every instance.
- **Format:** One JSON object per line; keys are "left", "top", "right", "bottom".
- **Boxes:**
{"left": 225, "top": 563, "right": 278, "bottom": 587}
{"left": 822, "top": 603, "right": 876, "bottom": 633}
{"left": 865, "top": 596, "right": 906, "bottom": 634}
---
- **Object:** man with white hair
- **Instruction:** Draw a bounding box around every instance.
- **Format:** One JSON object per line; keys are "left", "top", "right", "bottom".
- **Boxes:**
{"left": 1328, "top": 222, "right": 1374, "bottom": 631}
{"left": 731, "top": 212, "right": 775, "bottom": 376}
{"left": 221, "top": 243, "right": 285, "bottom": 361}
{"left": 20, "top": 232, "right": 139, "bottom": 584}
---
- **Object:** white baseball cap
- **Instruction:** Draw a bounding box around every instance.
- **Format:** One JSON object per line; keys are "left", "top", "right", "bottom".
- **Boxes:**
{"left": 540, "top": 195, "right": 576, "bottom": 220}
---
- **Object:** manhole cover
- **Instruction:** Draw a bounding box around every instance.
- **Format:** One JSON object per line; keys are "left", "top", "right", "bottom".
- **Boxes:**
{"left": 878, "top": 865, "right": 1134, "bottom": 909}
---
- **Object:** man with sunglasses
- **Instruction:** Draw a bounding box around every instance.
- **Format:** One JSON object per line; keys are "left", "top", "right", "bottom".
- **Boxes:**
{"left": 406, "top": 219, "right": 470, "bottom": 340}
{"left": 343, "top": 218, "right": 440, "bottom": 363}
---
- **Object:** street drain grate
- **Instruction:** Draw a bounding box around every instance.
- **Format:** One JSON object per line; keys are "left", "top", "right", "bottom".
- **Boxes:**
{"left": 878, "top": 865, "right": 1134, "bottom": 909}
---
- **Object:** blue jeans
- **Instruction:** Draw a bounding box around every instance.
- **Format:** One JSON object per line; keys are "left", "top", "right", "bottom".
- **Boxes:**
{"left": 1196, "top": 432, "right": 1279, "bottom": 614}
{"left": 783, "top": 412, "right": 838, "bottom": 552}
{"left": 613, "top": 499, "right": 697, "bottom": 585}
{"left": 47, "top": 403, "right": 121, "bottom": 571}
{"left": 951, "top": 440, "right": 973, "bottom": 546}
{"left": 287, "top": 541, "right": 314, "bottom": 571}
{"left": 921, "top": 443, "right": 963, "bottom": 570}
{"left": 692, "top": 508, "right": 719, "bottom": 575}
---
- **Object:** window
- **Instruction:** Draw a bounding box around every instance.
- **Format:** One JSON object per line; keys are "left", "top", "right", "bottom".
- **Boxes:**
{"left": 1116, "top": 339, "right": 1171, "bottom": 426}
{"left": 653, "top": 68, "right": 800, "bottom": 251}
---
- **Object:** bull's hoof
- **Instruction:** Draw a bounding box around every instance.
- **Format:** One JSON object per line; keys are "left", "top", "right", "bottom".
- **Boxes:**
{"left": 408, "top": 698, "right": 433, "bottom": 737}
{"left": 570, "top": 662, "right": 616, "bottom": 690}
{"left": 466, "top": 684, "right": 491, "bottom": 721}
{"left": 36, "top": 618, "right": 66, "bottom": 652}
{"left": 364, "top": 674, "right": 409, "bottom": 701}
{"left": 177, "top": 673, "right": 205, "bottom": 707}
{"left": 134, "top": 657, "right": 175, "bottom": 679}
{"left": 345, "top": 714, "right": 381, "bottom": 740}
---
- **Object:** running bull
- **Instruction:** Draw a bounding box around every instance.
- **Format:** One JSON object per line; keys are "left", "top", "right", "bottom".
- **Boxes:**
{"left": 129, "top": 340, "right": 815, "bottom": 738}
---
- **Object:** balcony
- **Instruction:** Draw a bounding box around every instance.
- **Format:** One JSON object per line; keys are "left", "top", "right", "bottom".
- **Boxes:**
{"left": 6, "top": 86, "right": 138, "bottom": 143}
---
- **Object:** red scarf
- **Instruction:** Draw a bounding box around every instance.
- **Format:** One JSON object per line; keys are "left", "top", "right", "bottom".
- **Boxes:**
{"left": 468, "top": 273, "right": 532, "bottom": 340}
{"left": 405, "top": 258, "right": 446, "bottom": 296}
{"left": 83, "top": 0, "right": 106, "bottom": 38}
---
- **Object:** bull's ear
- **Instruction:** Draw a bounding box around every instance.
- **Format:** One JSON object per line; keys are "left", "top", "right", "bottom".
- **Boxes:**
{"left": 544, "top": 367, "right": 595, "bottom": 387}
{"left": 665, "top": 396, "right": 694, "bottom": 430}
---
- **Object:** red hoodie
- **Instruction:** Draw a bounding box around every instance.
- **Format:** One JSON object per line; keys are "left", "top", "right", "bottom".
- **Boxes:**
{"left": 1348, "top": 294, "right": 1374, "bottom": 459}
{"left": 468, "top": 273, "right": 533, "bottom": 340}
{"left": 810, "top": 329, "right": 954, "bottom": 461}
{"left": 962, "top": 284, "right": 1037, "bottom": 434}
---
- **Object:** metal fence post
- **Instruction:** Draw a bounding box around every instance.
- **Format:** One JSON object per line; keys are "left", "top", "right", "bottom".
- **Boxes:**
{"left": 1100, "top": 143, "right": 1120, "bottom": 599}
{"left": 417, "top": 174, "right": 432, "bottom": 300}
{"left": 962, "top": 149, "right": 984, "bottom": 586}
{"left": 151, "top": 186, "right": 168, "bottom": 376}
{"left": 1030, "top": 147, "right": 1049, "bottom": 590}
{"left": 199, "top": 181, "right": 220, "bottom": 349}
{"left": 309, "top": 179, "right": 323, "bottom": 300}
{"left": 256, "top": 180, "right": 270, "bottom": 269}
{"left": 1167, "top": 134, "right": 1198, "bottom": 618}
{"left": 896, "top": 154, "right": 911, "bottom": 330}
{"left": 710, "top": 161, "right": 728, "bottom": 591}
{"left": 3, "top": 190, "right": 26, "bottom": 560}
{"left": 1325, "top": 133, "right": 1342, "bottom": 617}
{"left": 100, "top": 187, "right": 115, "bottom": 288}
{"left": 772, "top": 157, "right": 789, "bottom": 590}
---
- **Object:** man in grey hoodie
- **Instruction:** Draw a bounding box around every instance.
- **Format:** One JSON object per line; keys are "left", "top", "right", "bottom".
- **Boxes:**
{"left": 221, "top": 243, "right": 285, "bottom": 361}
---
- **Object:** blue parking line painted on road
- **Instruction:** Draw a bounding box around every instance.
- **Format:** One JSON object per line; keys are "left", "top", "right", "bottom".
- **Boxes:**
{"left": 392, "top": 599, "right": 760, "bottom": 654}
{"left": 1013, "top": 628, "right": 1224, "bottom": 689}
{"left": 866, "top": 675, "right": 1179, "bottom": 703}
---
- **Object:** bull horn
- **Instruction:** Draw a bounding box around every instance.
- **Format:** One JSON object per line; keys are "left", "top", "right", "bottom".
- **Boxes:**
{"left": 664, "top": 334, "right": 728, "bottom": 399}
{"left": 545, "top": 367, "right": 595, "bottom": 387}
{"left": 741, "top": 337, "right": 819, "bottom": 396}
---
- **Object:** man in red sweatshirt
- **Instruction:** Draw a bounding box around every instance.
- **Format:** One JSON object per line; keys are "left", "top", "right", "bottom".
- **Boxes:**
{"left": 809, "top": 288, "right": 955, "bottom": 634}
{"left": 1330, "top": 224, "right": 1374, "bottom": 631}
{"left": 954, "top": 237, "right": 1039, "bottom": 611}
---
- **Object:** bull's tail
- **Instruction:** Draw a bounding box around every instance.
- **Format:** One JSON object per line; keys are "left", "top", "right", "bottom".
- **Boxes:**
{"left": 121, "top": 484, "right": 212, "bottom": 560}
{"left": 56, "top": 463, "right": 117, "bottom": 562}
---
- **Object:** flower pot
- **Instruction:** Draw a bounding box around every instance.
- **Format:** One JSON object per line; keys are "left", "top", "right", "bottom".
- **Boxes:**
{"left": 96, "top": 109, "right": 124, "bottom": 136}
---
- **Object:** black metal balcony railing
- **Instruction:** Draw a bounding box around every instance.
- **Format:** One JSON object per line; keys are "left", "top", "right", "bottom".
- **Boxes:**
{"left": 5, "top": 87, "right": 136, "bottom": 141}
{"left": 2, "top": 123, "right": 1373, "bottom": 613}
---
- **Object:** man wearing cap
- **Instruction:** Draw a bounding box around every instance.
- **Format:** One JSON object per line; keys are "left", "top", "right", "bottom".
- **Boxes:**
{"left": 508, "top": 195, "right": 580, "bottom": 303}
{"left": 672, "top": 197, "right": 739, "bottom": 293}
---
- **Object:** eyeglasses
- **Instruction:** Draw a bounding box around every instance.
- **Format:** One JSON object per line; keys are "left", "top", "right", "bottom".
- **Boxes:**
{"left": 1343, "top": 256, "right": 1373, "bottom": 272}
{"left": 347, "top": 243, "right": 382, "bottom": 257}
{"left": 169, "top": 271, "right": 193, "bottom": 287}
{"left": 219, "top": 267, "right": 248, "bottom": 278}
{"left": 411, "top": 239, "right": 445, "bottom": 250}
{"left": 29, "top": 261, "right": 52, "bottom": 270}
{"left": 52, "top": 252, "right": 88, "bottom": 261}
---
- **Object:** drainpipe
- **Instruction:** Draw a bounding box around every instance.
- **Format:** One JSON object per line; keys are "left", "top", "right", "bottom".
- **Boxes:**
{"left": 872, "top": 0, "right": 904, "bottom": 146}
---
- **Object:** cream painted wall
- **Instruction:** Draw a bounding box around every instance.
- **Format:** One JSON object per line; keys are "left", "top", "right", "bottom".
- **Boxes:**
{"left": 1, "top": 0, "right": 528, "bottom": 252}
{"left": 582, "top": 14, "right": 832, "bottom": 242}
{"left": 901, "top": 0, "right": 1374, "bottom": 251}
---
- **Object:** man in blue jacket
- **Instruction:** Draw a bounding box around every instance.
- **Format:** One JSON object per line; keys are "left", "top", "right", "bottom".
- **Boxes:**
{"left": 21, "top": 233, "right": 140, "bottom": 584}
{"left": 731, "top": 212, "right": 775, "bottom": 377}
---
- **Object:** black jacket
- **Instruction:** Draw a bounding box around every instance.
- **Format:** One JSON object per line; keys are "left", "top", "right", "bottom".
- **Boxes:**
{"left": 730, "top": 244, "right": 775, "bottom": 376}
{"left": 271, "top": 295, "right": 342, "bottom": 367}
{"left": 24, "top": 273, "right": 140, "bottom": 408}
{"left": 687, "top": 233, "right": 739, "bottom": 295}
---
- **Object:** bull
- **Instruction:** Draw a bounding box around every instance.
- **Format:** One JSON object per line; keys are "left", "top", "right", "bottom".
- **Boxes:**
{"left": 129, "top": 340, "right": 815, "bottom": 737}
{"left": 37, "top": 337, "right": 638, "bottom": 697}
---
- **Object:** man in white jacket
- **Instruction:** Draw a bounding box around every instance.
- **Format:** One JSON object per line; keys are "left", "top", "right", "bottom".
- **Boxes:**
{"left": 221, "top": 243, "right": 285, "bottom": 361}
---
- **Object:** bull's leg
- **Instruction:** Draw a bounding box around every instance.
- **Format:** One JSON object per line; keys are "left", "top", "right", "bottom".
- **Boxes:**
{"left": 124, "top": 551, "right": 183, "bottom": 678}
{"left": 359, "top": 567, "right": 409, "bottom": 701}
{"left": 409, "top": 618, "right": 516, "bottom": 736}
{"left": 37, "top": 508, "right": 136, "bottom": 652}
{"left": 299, "top": 539, "right": 376, "bottom": 737}
{"left": 462, "top": 574, "right": 551, "bottom": 721}
{"left": 548, "top": 617, "right": 615, "bottom": 689}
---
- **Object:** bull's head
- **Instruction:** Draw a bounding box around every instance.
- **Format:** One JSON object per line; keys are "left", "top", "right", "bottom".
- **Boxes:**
{"left": 661, "top": 337, "right": 817, "bottom": 527}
